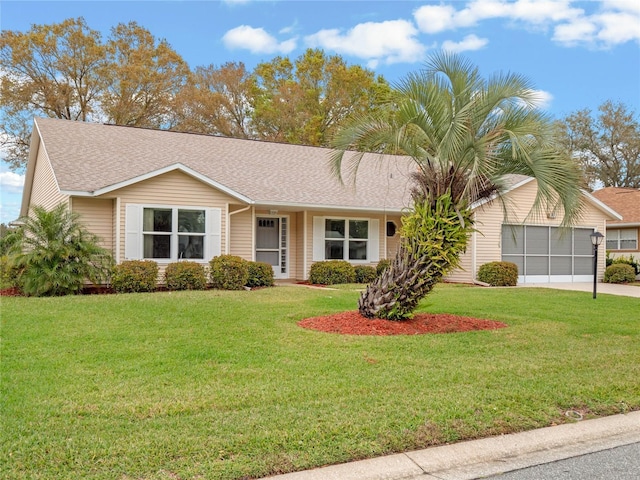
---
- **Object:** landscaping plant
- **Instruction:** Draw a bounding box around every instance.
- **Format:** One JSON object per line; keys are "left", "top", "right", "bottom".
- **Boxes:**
{"left": 477, "top": 261, "right": 519, "bottom": 286}
{"left": 209, "top": 255, "right": 249, "bottom": 290}
{"left": 331, "top": 52, "right": 582, "bottom": 319}
{"left": 604, "top": 263, "right": 636, "bottom": 284}
{"left": 7, "top": 204, "right": 112, "bottom": 296}
{"left": 112, "top": 260, "right": 159, "bottom": 293}
{"left": 165, "top": 261, "right": 207, "bottom": 290}
{"left": 308, "top": 260, "right": 356, "bottom": 285}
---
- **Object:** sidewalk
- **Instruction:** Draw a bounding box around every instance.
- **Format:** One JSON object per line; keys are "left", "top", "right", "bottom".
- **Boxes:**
{"left": 263, "top": 411, "right": 640, "bottom": 480}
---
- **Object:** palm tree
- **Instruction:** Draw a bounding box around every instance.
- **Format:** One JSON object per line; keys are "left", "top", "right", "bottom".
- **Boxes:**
{"left": 9, "top": 204, "right": 113, "bottom": 296}
{"left": 331, "top": 52, "right": 583, "bottom": 320}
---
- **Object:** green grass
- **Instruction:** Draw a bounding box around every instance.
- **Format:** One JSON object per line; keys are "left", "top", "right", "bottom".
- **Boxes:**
{"left": 2, "top": 284, "right": 639, "bottom": 479}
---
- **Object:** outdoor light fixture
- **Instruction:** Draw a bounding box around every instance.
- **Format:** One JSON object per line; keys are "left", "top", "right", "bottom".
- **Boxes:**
{"left": 590, "top": 231, "right": 605, "bottom": 299}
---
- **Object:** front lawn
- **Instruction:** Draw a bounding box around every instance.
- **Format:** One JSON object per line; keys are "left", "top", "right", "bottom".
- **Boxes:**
{"left": 2, "top": 284, "right": 639, "bottom": 479}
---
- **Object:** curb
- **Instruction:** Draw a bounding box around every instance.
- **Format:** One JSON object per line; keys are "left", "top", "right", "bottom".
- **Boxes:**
{"left": 264, "top": 411, "right": 640, "bottom": 480}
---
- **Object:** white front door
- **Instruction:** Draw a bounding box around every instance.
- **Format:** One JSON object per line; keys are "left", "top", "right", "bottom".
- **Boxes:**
{"left": 256, "top": 217, "right": 288, "bottom": 279}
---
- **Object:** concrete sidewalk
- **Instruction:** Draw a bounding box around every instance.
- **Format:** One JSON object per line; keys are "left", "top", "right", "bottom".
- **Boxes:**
{"left": 263, "top": 411, "right": 640, "bottom": 480}
{"left": 521, "top": 282, "right": 640, "bottom": 298}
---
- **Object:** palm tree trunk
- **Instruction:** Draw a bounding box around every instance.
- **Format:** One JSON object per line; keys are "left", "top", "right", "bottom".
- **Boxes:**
{"left": 358, "top": 194, "right": 472, "bottom": 320}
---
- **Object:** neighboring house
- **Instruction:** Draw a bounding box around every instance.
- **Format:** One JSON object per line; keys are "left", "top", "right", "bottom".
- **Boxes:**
{"left": 20, "top": 117, "right": 620, "bottom": 284}
{"left": 591, "top": 187, "right": 640, "bottom": 260}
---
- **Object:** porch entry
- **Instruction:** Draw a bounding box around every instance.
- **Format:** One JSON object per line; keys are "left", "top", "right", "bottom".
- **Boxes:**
{"left": 256, "top": 216, "right": 288, "bottom": 279}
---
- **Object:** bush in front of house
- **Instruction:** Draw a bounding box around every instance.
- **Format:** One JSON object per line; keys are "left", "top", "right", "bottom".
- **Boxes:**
{"left": 354, "top": 265, "right": 377, "bottom": 284}
{"left": 604, "top": 263, "right": 636, "bottom": 284}
{"left": 609, "top": 254, "right": 639, "bottom": 276}
{"left": 165, "top": 261, "right": 207, "bottom": 291}
{"left": 477, "top": 261, "right": 519, "bottom": 286}
{"left": 308, "top": 260, "right": 356, "bottom": 285}
{"left": 246, "top": 261, "right": 275, "bottom": 288}
{"left": 209, "top": 255, "right": 249, "bottom": 290}
{"left": 376, "top": 259, "right": 391, "bottom": 276}
{"left": 112, "top": 260, "right": 158, "bottom": 293}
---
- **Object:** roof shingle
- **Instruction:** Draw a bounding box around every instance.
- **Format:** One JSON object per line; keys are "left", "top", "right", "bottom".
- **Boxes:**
{"left": 591, "top": 187, "right": 640, "bottom": 224}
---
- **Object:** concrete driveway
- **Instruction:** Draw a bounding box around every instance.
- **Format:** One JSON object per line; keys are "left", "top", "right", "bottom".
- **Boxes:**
{"left": 520, "top": 282, "right": 640, "bottom": 298}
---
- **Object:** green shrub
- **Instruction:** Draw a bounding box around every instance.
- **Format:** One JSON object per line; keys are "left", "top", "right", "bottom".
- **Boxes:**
{"left": 477, "top": 261, "right": 519, "bottom": 286}
{"left": 0, "top": 255, "right": 20, "bottom": 289}
{"left": 308, "top": 260, "right": 356, "bottom": 285}
{"left": 165, "top": 261, "right": 207, "bottom": 290}
{"left": 246, "top": 261, "right": 275, "bottom": 288}
{"left": 354, "top": 265, "right": 377, "bottom": 284}
{"left": 9, "top": 204, "right": 113, "bottom": 296}
{"left": 209, "top": 255, "right": 249, "bottom": 290}
{"left": 604, "top": 263, "right": 636, "bottom": 284}
{"left": 610, "top": 255, "right": 639, "bottom": 275}
{"left": 376, "top": 259, "right": 391, "bottom": 276}
{"left": 112, "top": 260, "right": 158, "bottom": 293}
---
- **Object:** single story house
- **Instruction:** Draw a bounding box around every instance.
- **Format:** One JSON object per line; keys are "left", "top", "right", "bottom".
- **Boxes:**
{"left": 591, "top": 187, "right": 640, "bottom": 261}
{"left": 20, "top": 117, "right": 621, "bottom": 284}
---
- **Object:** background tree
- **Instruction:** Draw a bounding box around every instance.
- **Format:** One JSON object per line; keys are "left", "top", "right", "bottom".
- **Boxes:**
{"left": 559, "top": 100, "right": 640, "bottom": 190}
{"left": 251, "top": 48, "right": 389, "bottom": 145}
{"left": 7, "top": 204, "right": 113, "bottom": 296}
{"left": 173, "top": 62, "right": 254, "bottom": 138}
{"left": 0, "top": 17, "right": 107, "bottom": 169}
{"left": 101, "top": 22, "right": 189, "bottom": 128}
{"left": 332, "top": 52, "right": 583, "bottom": 320}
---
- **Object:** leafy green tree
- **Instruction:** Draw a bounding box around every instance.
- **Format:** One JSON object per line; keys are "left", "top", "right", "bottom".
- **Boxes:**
{"left": 251, "top": 48, "right": 389, "bottom": 145}
{"left": 8, "top": 204, "right": 113, "bottom": 296}
{"left": 559, "top": 100, "right": 640, "bottom": 190}
{"left": 331, "top": 52, "right": 583, "bottom": 320}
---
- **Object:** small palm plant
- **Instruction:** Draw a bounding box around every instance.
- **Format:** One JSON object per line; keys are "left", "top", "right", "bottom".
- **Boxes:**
{"left": 331, "top": 52, "right": 583, "bottom": 320}
{"left": 8, "top": 204, "right": 113, "bottom": 296}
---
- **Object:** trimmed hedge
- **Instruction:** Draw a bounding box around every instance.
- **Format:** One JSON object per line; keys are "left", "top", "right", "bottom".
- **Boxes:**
{"left": 209, "top": 255, "right": 249, "bottom": 290}
{"left": 165, "top": 261, "right": 207, "bottom": 290}
{"left": 112, "top": 260, "right": 158, "bottom": 293}
{"left": 354, "top": 265, "right": 377, "bottom": 284}
{"left": 309, "top": 260, "right": 356, "bottom": 285}
{"left": 607, "top": 254, "right": 639, "bottom": 275}
{"left": 246, "top": 261, "right": 275, "bottom": 288}
{"left": 604, "top": 263, "right": 636, "bottom": 284}
{"left": 477, "top": 261, "right": 518, "bottom": 286}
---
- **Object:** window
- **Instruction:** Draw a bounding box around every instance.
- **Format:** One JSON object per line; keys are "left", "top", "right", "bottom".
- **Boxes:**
{"left": 606, "top": 229, "right": 638, "bottom": 251}
{"left": 324, "top": 219, "right": 368, "bottom": 260}
{"left": 125, "top": 205, "right": 221, "bottom": 262}
{"left": 313, "top": 216, "right": 379, "bottom": 263}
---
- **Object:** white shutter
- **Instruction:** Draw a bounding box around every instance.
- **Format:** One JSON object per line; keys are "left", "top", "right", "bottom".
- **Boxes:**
{"left": 312, "top": 216, "right": 325, "bottom": 261}
{"left": 207, "top": 208, "right": 222, "bottom": 259}
{"left": 368, "top": 219, "right": 380, "bottom": 262}
{"left": 124, "top": 204, "right": 142, "bottom": 260}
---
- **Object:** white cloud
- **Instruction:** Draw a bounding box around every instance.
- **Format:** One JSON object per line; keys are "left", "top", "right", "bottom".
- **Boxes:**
{"left": 529, "top": 89, "right": 554, "bottom": 110}
{"left": 442, "top": 34, "right": 489, "bottom": 53}
{"left": 415, "top": 1, "right": 638, "bottom": 48}
{"left": 0, "top": 171, "right": 24, "bottom": 194}
{"left": 305, "top": 20, "right": 426, "bottom": 65}
{"left": 222, "top": 25, "right": 296, "bottom": 54}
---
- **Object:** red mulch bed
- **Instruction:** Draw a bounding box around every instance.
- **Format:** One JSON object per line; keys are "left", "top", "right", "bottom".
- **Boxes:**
{"left": 298, "top": 310, "right": 507, "bottom": 335}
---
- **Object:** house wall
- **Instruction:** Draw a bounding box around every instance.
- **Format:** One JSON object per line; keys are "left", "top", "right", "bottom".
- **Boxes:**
{"left": 229, "top": 206, "right": 253, "bottom": 259}
{"left": 448, "top": 180, "right": 610, "bottom": 283}
{"left": 106, "top": 170, "right": 235, "bottom": 265}
{"left": 28, "top": 144, "right": 68, "bottom": 211}
{"left": 606, "top": 226, "right": 640, "bottom": 259}
{"left": 385, "top": 215, "right": 402, "bottom": 259}
{"left": 71, "top": 198, "right": 115, "bottom": 252}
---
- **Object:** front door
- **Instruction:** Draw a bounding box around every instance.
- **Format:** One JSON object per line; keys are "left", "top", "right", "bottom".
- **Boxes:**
{"left": 256, "top": 217, "right": 288, "bottom": 279}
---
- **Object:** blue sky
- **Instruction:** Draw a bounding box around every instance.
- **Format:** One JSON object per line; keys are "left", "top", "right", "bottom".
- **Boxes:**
{"left": 1, "top": 0, "right": 639, "bottom": 224}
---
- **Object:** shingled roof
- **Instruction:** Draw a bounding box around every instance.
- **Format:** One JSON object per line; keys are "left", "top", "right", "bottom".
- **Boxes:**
{"left": 591, "top": 187, "right": 640, "bottom": 225}
{"left": 31, "top": 117, "right": 416, "bottom": 212}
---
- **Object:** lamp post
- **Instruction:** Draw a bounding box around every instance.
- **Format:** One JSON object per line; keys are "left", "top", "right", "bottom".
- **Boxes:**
{"left": 590, "top": 231, "right": 604, "bottom": 299}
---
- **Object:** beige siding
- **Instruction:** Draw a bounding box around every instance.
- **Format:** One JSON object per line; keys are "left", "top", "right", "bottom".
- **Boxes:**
{"left": 29, "top": 144, "right": 68, "bottom": 211}
{"left": 295, "top": 212, "right": 305, "bottom": 280}
{"left": 447, "top": 180, "right": 611, "bottom": 282}
{"left": 110, "top": 170, "right": 234, "bottom": 265}
{"left": 385, "top": 215, "right": 402, "bottom": 259}
{"left": 229, "top": 206, "right": 253, "bottom": 259}
{"left": 71, "top": 198, "right": 114, "bottom": 252}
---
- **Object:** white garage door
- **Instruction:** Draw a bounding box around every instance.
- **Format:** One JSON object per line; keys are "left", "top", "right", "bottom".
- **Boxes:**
{"left": 501, "top": 225, "right": 595, "bottom": 283}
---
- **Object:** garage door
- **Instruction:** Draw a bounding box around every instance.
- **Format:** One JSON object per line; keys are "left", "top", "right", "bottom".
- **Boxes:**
{"left": 501, "top": 225, "right": 595, "bottom": 283}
